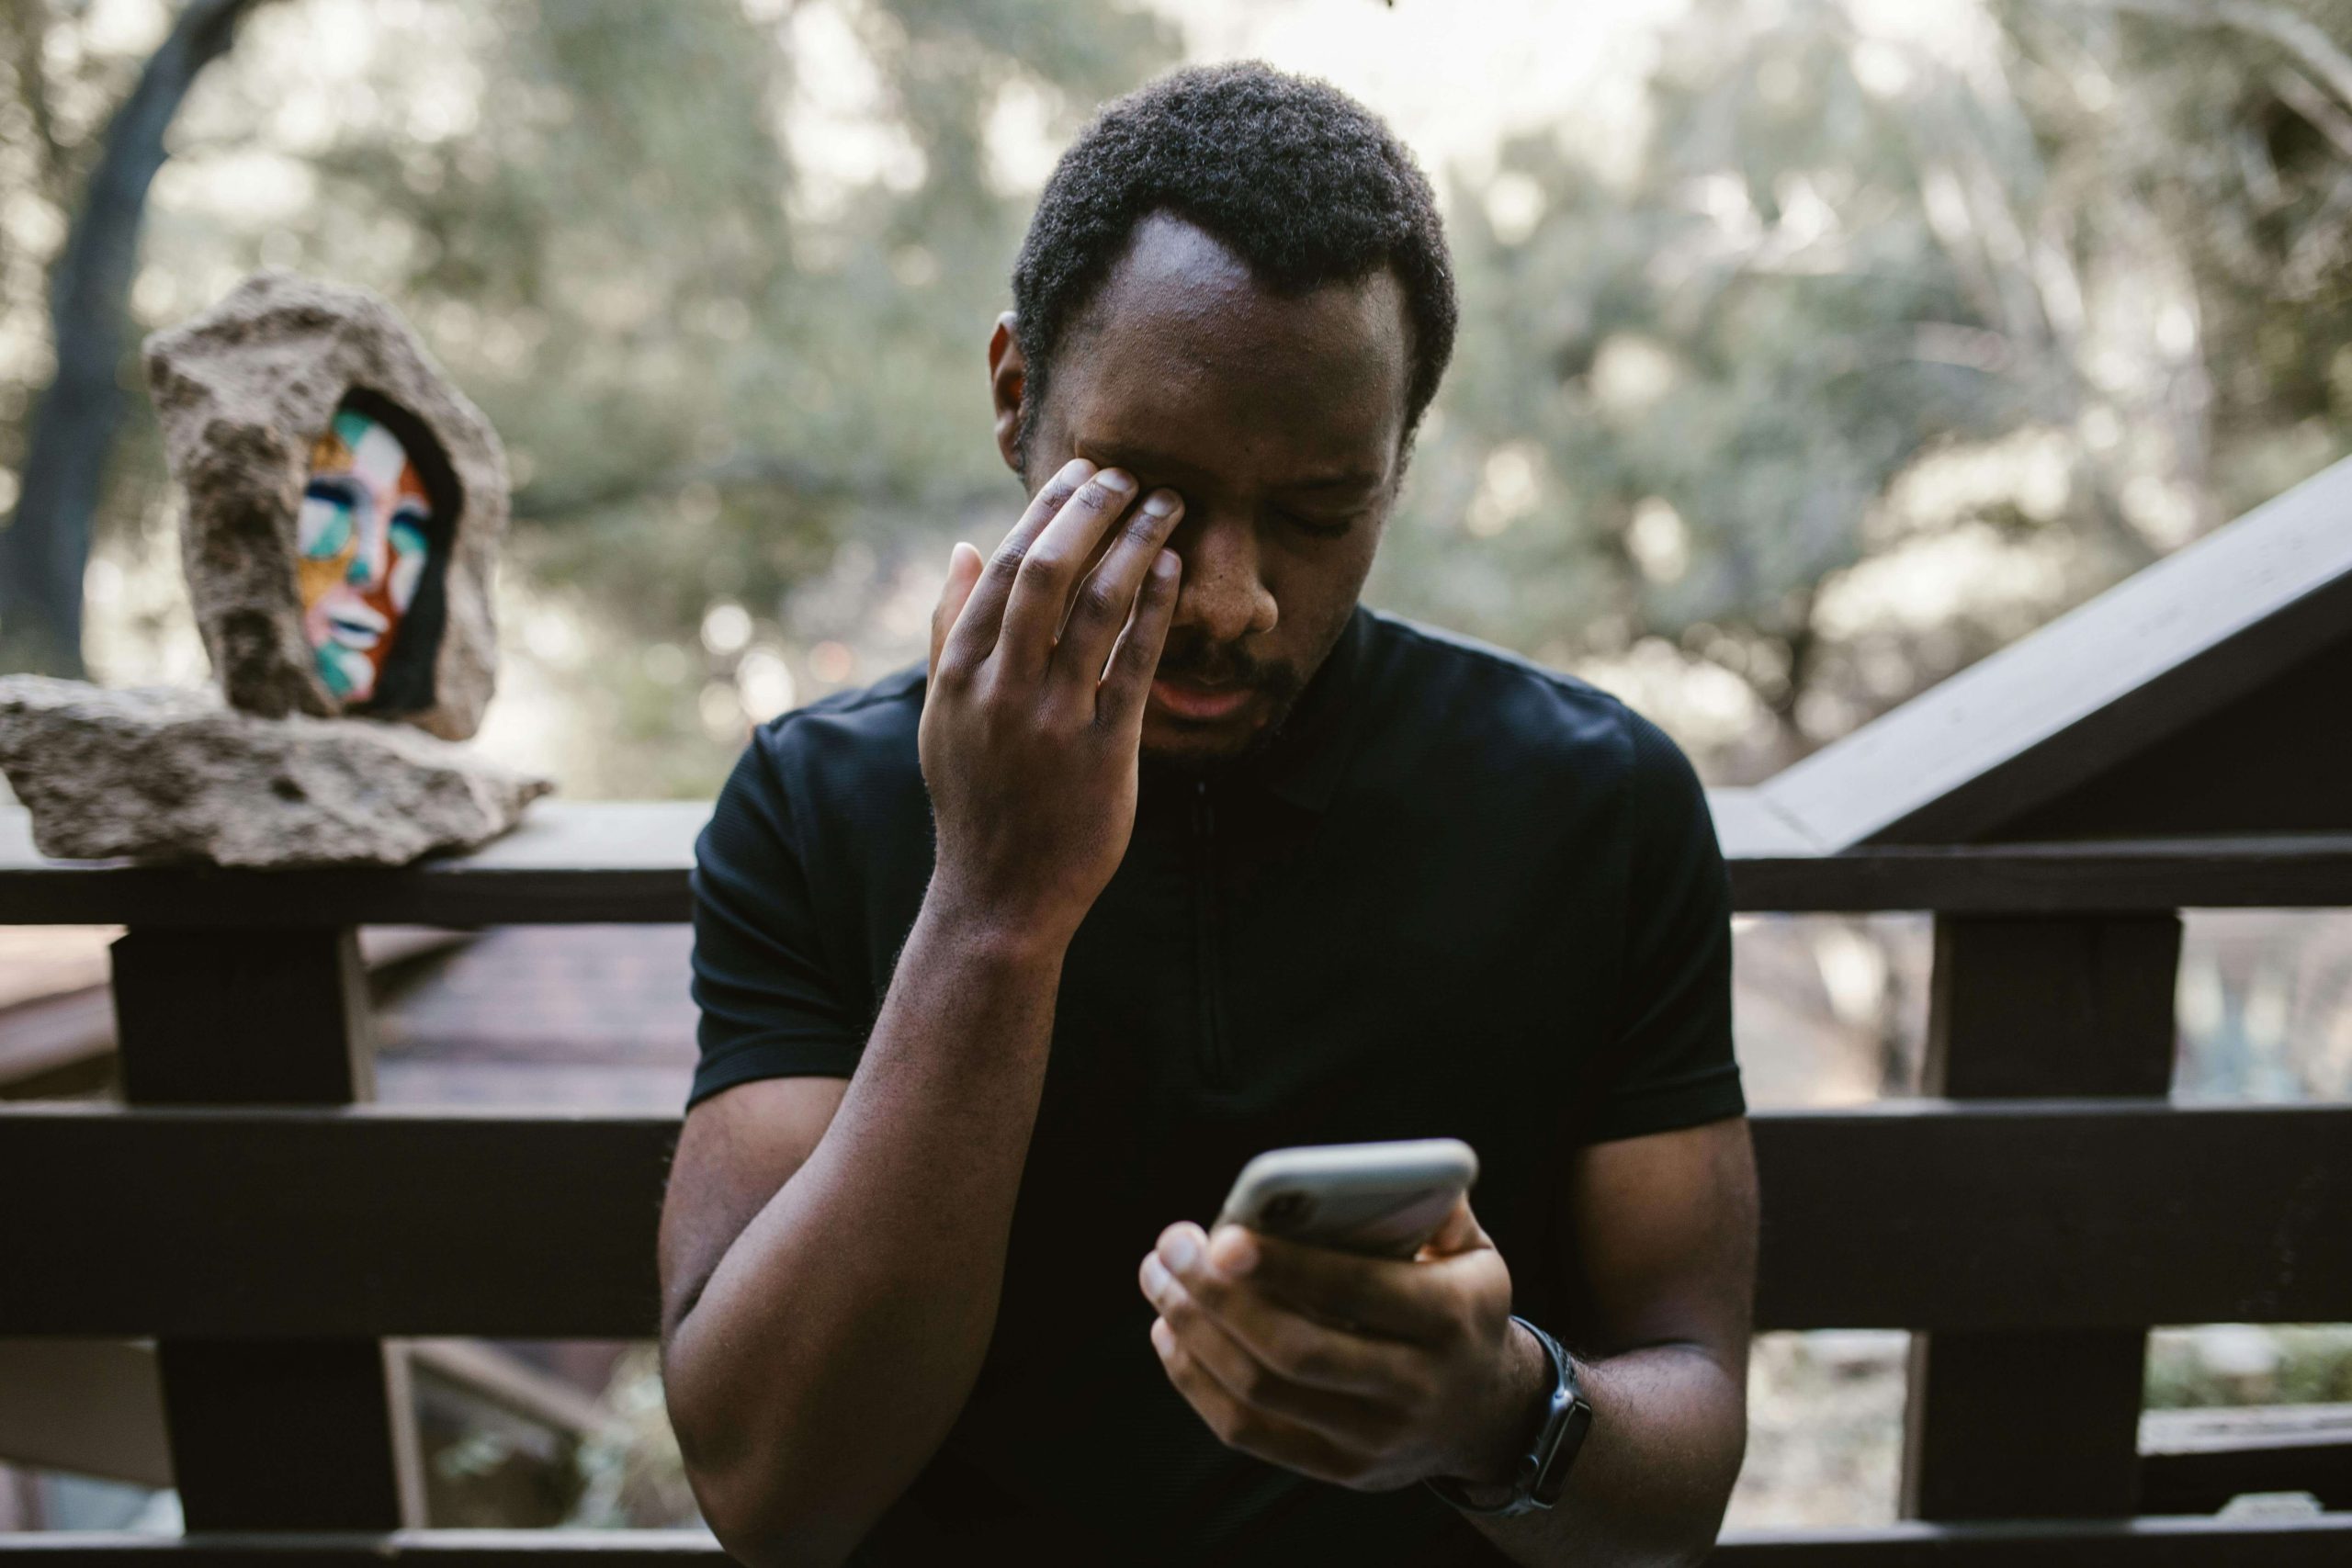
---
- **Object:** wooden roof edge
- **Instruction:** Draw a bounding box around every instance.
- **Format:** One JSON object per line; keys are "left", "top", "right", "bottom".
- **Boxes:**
{"left": 1752, "top": 455, "right": 2352, "bottom": 850}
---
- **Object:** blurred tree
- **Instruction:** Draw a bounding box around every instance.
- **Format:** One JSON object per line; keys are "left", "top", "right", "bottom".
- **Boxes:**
{"left": 0, "top": 0, "right": 261, "bottom": 675}
{"left": 1374, "top": 0, "right": 2352, "bottom": 780}
{"left": 7, "top": 0, "right": 2351, "bottom": 795}
{"left": 0, "top": 0, "right": 1173, "bottom": 792}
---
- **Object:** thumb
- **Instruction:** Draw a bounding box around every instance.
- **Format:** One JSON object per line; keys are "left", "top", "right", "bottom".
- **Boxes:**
{"left": 1418, "top": 1195, "right": 1492, "bottom": 1260}
{"left": 929, "top": 542, "right": 984, "bottom": 683}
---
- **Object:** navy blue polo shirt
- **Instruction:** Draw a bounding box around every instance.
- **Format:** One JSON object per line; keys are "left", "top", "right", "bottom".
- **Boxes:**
{"left": 688, "top": 604, "right": 1744, "bottom": 1565}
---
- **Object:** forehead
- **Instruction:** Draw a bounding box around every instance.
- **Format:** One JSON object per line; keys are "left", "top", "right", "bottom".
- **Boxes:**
{"left": 1050, "top": 213, "right": 1411, "bottom": 485}
{"left": 322, "top": 408, "right": 426, "bottom": 500}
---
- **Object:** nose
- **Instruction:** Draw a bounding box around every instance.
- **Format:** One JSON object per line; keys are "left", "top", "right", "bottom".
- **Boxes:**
{"left": 1170, "top": 509, "right": 1278, "bottom": 645}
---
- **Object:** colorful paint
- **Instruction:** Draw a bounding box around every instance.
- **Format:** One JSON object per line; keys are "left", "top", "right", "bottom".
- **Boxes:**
{"left": 298, "top": 402, "right": 435, "bottom": 704}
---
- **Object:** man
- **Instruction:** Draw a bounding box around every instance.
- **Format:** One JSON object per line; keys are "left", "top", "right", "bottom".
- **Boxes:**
{"left": 660, "top": 62, "right": 1756, "bottom": 1567}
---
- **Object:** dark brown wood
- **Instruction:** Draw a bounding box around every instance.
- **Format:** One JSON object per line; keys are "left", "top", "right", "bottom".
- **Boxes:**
{"left": 1726, "top": 834, "right": 2352, "bottom": 914}
{"left": 15, "top": 805, "right": 2352, "bottom": 927}
{"left": 0, "top": 1104, "right": 676, "bottom": 1338}
{"left": 111, "top": 928, "right": 376, "bottom": 1103}
{"left": 0, "top": 804, "right": 706, "bottom": 928}
{"left": 1712, "top": 1512, "right": 2352, "bottom": 1563}
{"left": 2139, "top": 1404, "right": 2352, "bottom": 1514}
{"left": 0, "top": 1539, "right": 719, "bottom": 1564}
{"left": 1922, "top": 917, "right": 2182, "bottom": 1099}
{"left": 2007, "top": 636, "right": 2352, "bottom": 839}
{"left": 157, "top": 1343, "right": 419, "bottom": 1531}
{"left": 110, "top": 929, "right": 419, "bottom": 1529}
{"left": 4, "top": 1100, "right": 2345, "bottom": 1338}
{"left": 1901, "top": 916, "right": 2182, "bottom": 1523}
{"left": 1753, "top": 458, "right": 2352, "bottom": 848}
{"left": 3, "top": 1516, "right": 2352, "bottom": 1563}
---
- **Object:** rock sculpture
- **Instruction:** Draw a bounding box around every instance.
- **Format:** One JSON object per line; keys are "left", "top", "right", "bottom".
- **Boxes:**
{"left": 148, "top": 270, "right": 507, "bottom": 739}
{"left": 0, "top": 679, "right": 548, "bottom": 867}
{"left": 0, "top": 271, "right": 549, "bottom": 867}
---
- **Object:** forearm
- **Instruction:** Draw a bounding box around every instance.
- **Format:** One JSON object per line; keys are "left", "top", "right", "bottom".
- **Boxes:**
{"left": 665, "top": 888, "right": 1064, "bottom": 1564}
{"left": 1468, "top": 1341, "right": 1746, "bottom": 1568}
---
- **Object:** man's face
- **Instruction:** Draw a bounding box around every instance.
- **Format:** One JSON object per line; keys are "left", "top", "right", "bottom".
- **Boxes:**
{"left": 1002, "top": 213, "right": 1413, "bottom": 765}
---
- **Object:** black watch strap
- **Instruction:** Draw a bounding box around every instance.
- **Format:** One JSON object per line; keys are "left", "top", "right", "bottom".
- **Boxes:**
{"left": 1426, "top": 1316, "right": 1593, "bottom": 1518}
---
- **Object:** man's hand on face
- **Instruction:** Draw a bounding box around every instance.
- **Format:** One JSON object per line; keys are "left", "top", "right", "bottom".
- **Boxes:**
{"left": 1138, "top": 1199, "right": 1548, "bottom": 1495}
{"left": 922, "top": 458, "right": 1185, "bottom": 948}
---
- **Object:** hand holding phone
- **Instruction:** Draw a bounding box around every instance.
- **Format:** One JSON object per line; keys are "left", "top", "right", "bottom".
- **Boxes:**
{"left": 1216, "top": 1137, "right": 1479, "bottom": 1258}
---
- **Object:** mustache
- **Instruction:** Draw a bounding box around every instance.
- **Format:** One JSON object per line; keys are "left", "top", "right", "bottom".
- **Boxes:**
{"left": 1155, "top": 632, "right": 1301, "bottom": 699}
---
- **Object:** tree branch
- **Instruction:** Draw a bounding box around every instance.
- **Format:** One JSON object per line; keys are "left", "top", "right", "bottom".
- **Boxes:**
{"left": 0, "top": 0, "right": 263, "bottom": 675}
{"left": 2063, "top": 0, "right": 2352, "bottom": 115}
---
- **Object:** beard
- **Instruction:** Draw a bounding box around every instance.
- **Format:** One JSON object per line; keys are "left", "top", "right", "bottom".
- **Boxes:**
{"left": 1137, "top": 626, "right": 1316, "bottom": 775}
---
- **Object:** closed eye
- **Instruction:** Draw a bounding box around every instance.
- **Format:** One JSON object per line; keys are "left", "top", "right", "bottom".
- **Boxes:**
{"left": 1275, "top": 507, "right": 1357, "bottom": 540}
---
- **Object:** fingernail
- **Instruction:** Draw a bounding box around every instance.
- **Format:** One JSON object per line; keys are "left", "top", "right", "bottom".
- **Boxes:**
{"left": 1142, "top": 489, "right": 1181, "bottom": 517}
{"left": 1209, "top": 1225, "right": 1258, "bottom": 1279}
{"left": 1095, "top": 468, "right": 1136, "bottom": 493}
{"left": 1141, "top": 1255, "right": 1171, "bottom": 1298}
{"left": 1154, "top": 549, "right": 1180, "bottom": 580}
{"left": 1057, "top": 457, "right": 1095, "bottom": 486}
{"left": 1159, "top": 1226, "right": 1200, "bottom": 1272}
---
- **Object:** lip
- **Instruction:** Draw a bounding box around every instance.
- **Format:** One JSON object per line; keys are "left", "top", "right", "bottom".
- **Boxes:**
{"left": 1148, "top": 677, "right": 1256, "bottom": 723}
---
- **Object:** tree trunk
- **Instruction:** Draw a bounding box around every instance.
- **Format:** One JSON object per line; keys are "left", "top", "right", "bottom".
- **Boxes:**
{"left": 0, "top": 0, "right": 262, "bottom": 676}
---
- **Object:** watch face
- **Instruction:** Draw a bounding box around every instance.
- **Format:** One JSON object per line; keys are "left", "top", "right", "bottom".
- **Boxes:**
{"left": 1532, "top": 1399, "right": 1592, "bottom": 1506}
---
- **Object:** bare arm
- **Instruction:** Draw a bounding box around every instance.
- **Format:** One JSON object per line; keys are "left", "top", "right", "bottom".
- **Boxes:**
{"left": 658, "top": 458, "right": 1188, "bottom": 1567}
{"left": 1466, "top": 1115, "right": 1758, "bottom": 1565}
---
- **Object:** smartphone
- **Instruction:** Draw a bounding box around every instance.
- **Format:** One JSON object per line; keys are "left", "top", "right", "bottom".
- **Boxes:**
{"left": 1216, "top": 1138, "right": 1479, "bottom": 1258}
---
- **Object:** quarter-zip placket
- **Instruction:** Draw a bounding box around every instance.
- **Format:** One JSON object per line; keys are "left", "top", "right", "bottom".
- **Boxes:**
{"left": 1191, "top": 778, "right": 1233, "bottom": 1089}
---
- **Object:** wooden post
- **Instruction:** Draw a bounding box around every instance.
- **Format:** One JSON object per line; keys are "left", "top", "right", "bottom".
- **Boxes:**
{"left": 109, "top": 926, "right": 423, "bottom": 1529}
{"left": 1898, "top": 914, "right": 2181, "bottom": 1519}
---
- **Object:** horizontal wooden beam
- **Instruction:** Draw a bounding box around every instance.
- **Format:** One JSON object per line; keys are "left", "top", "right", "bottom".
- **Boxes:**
{"left": 1, "top": 1100, "right": 2344, "bottom": 1338}
{"left": 9, "top": 804, "right": 2352, "bottom": 927}
{"left": 1716, "top": 1512, "right": 2352, "bottom": 1563}
{"left": 3, "top": 1517, "right": 2350, "bottom": 1563}
{"left": 2139, "top": 1403, "right": 2352, "bottom": 1514}
{"left": 1728, "top": 833, "right": 2352, "bottom": 914}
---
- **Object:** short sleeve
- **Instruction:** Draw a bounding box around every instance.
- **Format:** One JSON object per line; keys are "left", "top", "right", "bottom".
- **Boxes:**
{"left": 1578, "top": 712, "right": 1746, "bottom": 1144}
{"left": 687, "top": 731, "right": 866, "bottom": 1107}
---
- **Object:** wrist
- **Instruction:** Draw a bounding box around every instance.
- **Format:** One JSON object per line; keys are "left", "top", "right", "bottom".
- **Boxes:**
{"left": 917, "top": 877, "right": 1077, "bottom": 973}
{"left": 1448, "top": 1317, "right": 1554, "bottom": 1498}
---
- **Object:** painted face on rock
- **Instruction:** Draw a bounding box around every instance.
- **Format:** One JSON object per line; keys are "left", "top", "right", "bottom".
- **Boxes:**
{"left": 990, "top": 212, "right": 1416, "bottom": 767}
{"left": 299, "top": 404, "right": 435, "bottom": 704}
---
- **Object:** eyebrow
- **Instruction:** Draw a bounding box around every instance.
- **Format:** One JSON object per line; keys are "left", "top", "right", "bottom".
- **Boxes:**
{"left": 1081, "top": 441, "right": 1385, "bottom": 494}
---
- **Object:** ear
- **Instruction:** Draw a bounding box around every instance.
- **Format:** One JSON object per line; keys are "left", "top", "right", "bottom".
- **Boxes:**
{"left": 988, "top": 311, "right": 1027, "bottom": 476}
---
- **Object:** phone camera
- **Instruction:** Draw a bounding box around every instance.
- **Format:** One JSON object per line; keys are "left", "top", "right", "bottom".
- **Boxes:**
{"left": 1261, "top": 1191, "right": 1315, "bottom": 1230}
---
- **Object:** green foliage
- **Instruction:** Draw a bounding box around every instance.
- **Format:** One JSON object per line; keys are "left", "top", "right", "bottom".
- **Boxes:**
{"left": 10, "top": 0, "right": 2352, "bottom": 794}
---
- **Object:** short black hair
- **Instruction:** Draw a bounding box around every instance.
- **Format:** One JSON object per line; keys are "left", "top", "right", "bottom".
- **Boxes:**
{"left": 1010, "top": 62, "right": 1456, "bottom": 460}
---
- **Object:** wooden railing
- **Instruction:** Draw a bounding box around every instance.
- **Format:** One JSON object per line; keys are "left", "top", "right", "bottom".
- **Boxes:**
{"left": 2, "top": 798, "right": 2348, "bottom": 1563}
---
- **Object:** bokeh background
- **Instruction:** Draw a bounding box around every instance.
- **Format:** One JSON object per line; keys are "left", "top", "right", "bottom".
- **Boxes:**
{"left": 2, "top": 0, "right": 2349, "bottom": 1536}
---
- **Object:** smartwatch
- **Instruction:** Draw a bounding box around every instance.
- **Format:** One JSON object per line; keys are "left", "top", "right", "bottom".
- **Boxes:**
{"left": 1426, "top": 1316, "right": 1592, "bottom": 1518}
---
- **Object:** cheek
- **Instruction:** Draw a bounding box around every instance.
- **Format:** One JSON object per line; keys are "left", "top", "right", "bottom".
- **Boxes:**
{"left": 1266, "top": 527, "right": 1379, "bottom": 631}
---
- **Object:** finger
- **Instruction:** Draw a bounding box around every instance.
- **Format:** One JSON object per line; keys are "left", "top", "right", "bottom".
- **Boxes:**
{"left": 1149, "top": 1316, "right": 1368, "bottom": 1487}
{"left": 1054, "top": 489, "right": 1184, "bottom": 691}
{"left": 1148, "top": 1232, "right": 1417, "bottom": 1398}
{"left": 1209, "top": 1224, "right": 1459, "bottom": 1343}
{"left": 1142, "top": 1258, "right": 1401, "bottom": 1443}
{"left": 1097, "top": 547, "right": 1183, "bottom": 727}
{"left": 940, "top": 457, "right": 1096, "bottom": 670}
{"left": 993, "top": 466, "right": 1140, "bottom": 673}
{"left": 928, "top": 542, "right": 984, "bottom": 684}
